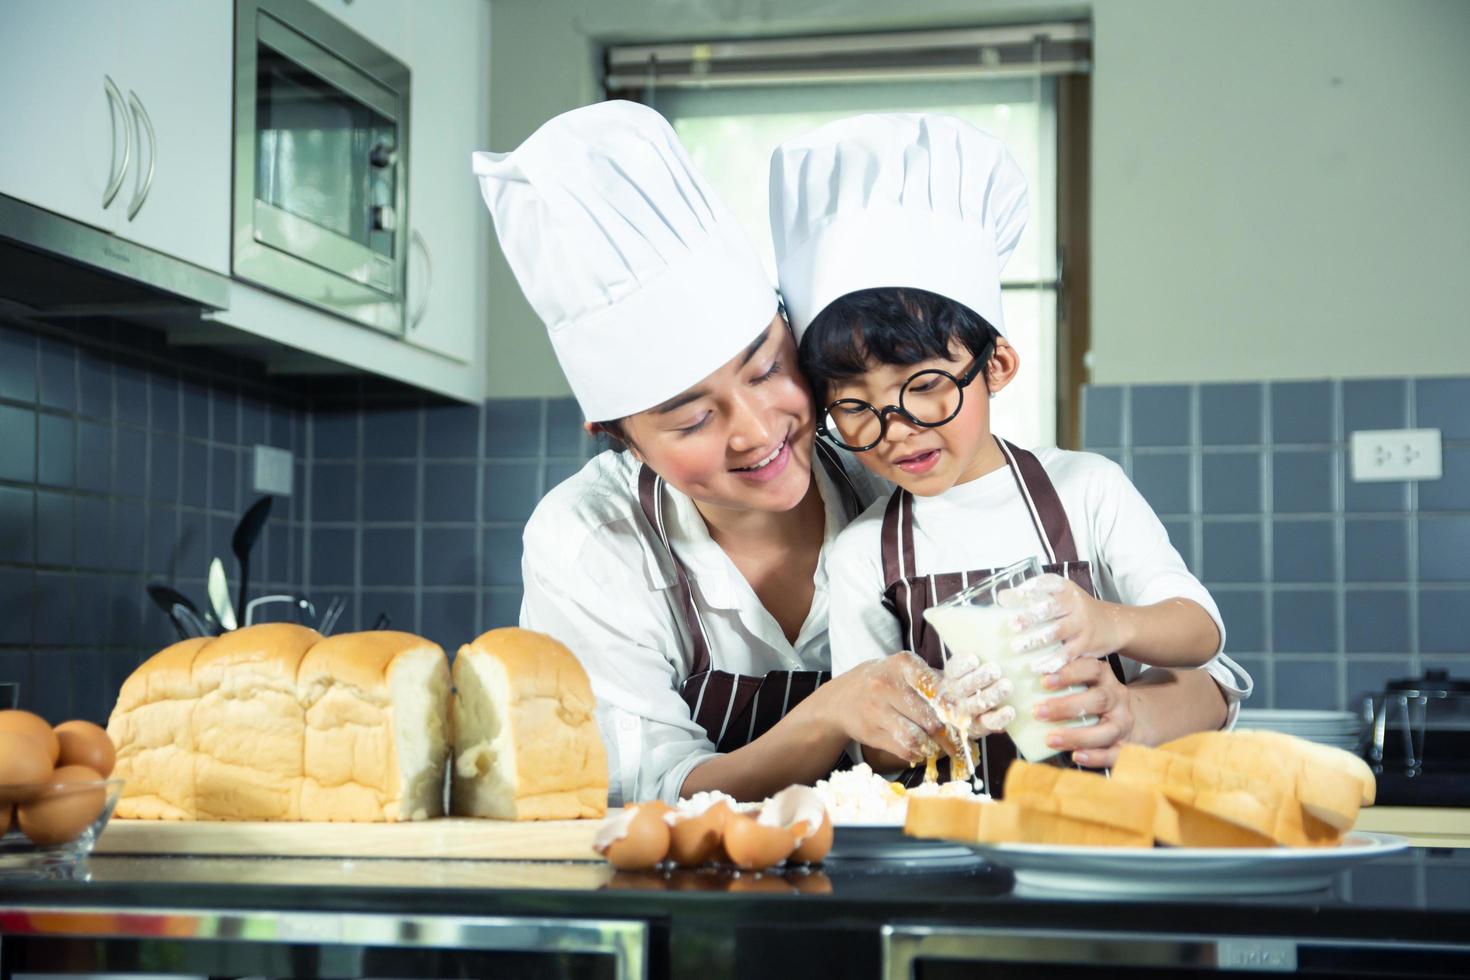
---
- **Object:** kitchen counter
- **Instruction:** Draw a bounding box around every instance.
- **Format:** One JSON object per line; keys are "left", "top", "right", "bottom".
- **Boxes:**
{"left": 3, "top": 843, "right": 1470, "bottom": 978}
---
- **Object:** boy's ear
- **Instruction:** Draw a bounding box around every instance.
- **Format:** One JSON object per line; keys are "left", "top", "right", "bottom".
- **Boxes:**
{"left": 987, "top": 337, "right": 1021, "bottom": 395}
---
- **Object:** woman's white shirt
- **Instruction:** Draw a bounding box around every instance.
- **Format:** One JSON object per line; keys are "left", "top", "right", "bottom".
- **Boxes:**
{"left": 520, "top": 449, "right": 882, "bottom": 805}
{"left": 827, "top": 448, "right": 1253, "bottom": 724}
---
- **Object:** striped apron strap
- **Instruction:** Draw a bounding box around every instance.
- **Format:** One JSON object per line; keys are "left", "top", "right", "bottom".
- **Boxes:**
{"left": 997, "top": 437, "right": 1081, "bottom": 565}
{"left": 813, "top": 440, "right": 865, "bottom": 521}
{"left": 637, "top": 465, "right": 714, "bottom": 678}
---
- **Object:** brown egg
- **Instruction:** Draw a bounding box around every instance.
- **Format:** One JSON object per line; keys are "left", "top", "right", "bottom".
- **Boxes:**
{"left": 0, "top": 731, "right": 53, "bottom": 803}
{"left": 762, "top": 785, "right": 834, "bottom": 864}
{"left": 17, "top": 765, "right": 107, "bottom": 846}
{"left": 721, "top": 811, "right": 798, "bottom": 870}
{"left": 593, "top": 802, "right": 671, "bottom": 871}
{"left": 667, "top": 800, "right": 730, "bottom": 867}
{"left": 53, "top": 721, "right": 116, "bottom": 778}
{"left": 0, "top": 710, "right": 59, "bottom": 765}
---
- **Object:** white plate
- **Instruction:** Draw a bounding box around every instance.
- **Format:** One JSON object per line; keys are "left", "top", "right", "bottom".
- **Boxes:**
{"left": 966, "top": 831, "right": 1408, "bottom": 896}
{"left": 827, "top": 825, "right": 984, "bottom": 867}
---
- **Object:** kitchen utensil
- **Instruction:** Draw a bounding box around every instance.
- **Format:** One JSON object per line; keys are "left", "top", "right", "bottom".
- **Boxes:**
{"left": 207, "top": 558, "right": 237, "bottom": 631}
{"left": 372, "top": 612, "right": 391, "bottom": 631}
{"left": 824, "top": 825, "right": 985, "bottom": 869}
{"left": 318, "top": 596, "right": 346, "bottom": 636}
{"left": 295, "top": 594, "right": 316, "bottom": 624}
{"left": 231, "top": 496, "right": 273, "bottom": 625}
{"left": 170, "top": 603, "right": 210, "bottom": 639}
{"left": 145, "top": 583, "right": 201, "bottom": 619}
{"left": 243, "top": 594, "right": 298, "bottom": 627}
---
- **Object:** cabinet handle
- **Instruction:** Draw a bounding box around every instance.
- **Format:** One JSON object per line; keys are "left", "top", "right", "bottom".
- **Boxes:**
{"left": 410, "top": 229, "right": 432, "bottom": 331}
{"left": 101, "top": 75, "right": 131, "bottom": 209}
{"left": 126, "top": 91, "right": 157, "bottom": 221}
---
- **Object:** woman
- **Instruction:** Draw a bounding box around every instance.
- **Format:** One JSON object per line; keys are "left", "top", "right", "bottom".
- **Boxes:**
{"left": 474, "top": 101, "right": 1242, "bottom": 805}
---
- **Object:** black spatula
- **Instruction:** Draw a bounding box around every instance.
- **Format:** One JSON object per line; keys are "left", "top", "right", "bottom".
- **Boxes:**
{"left": 232, "top": 495, "right": 274, "bottom": 621}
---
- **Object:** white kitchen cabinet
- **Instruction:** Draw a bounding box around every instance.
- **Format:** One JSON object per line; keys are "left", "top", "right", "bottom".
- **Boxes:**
{"left": 111, "top": 1, "right": 233, "bottom": 274}
{"left": 0, "top": 2, "right": 124, "bottom": 234}
{"left": 402, "top": 0, "right": 487, "bottom": 364}
{"left": 309, "top": 0, "right": 409, "bottom": 62}
{"left": 0, "top": 1, "right": 233, "bottom": 275}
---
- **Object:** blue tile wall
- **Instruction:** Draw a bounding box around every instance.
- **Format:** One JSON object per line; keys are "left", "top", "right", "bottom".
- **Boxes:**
{"left": 1084, "top": 376, "right": 1470, "bottom": 711}
{"left": 0, "top": 317, "right": 307, "bottom": 723}
{"left": 296, "top": 389, "right": 596, "bottom": 658}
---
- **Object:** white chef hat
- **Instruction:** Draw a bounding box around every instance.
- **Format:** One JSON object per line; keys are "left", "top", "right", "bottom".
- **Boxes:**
{"left": 769, "top": 113, "right": 1028, "bottom": 341}
{"left": 473, "top": 101, "right": 777, "bottom": 422}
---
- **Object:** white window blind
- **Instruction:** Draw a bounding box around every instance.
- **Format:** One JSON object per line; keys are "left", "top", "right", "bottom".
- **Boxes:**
{"left": 607, "top": 25, "right": 1083, "bottom": 448}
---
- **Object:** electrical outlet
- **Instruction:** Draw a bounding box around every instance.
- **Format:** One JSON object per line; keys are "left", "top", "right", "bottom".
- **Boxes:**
{"left": 252, "top": 445, "right": 294, "bottom": 496}
{"left": 1349, "top": 428, "right": 1442, "bottom": 482}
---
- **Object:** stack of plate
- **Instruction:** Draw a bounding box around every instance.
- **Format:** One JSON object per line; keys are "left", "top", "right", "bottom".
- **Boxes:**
{"left": 1236, "top": 708, "right": 1362, "bottom": 751}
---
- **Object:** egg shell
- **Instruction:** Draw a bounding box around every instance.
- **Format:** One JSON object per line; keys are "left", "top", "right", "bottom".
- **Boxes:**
{"left": 599, "top": 803, "right": 671, "bottom": 871}
{"left": 790, "top": 811, "right": 834, "bottom": 864}
{"left": 721, "top": 810, "right": 798, "bottom": 870}
{"left": 667, "top": 800, "right": 730, "bottom": 867}
{"left": 0, "top": 711, "right": 59, "bottom": 765}
{"left": 0, "top": 731, "right": 54, "bottom": 803}
{"left": 17, "top": 765, "right": 107, "bottom": 847}
{"left": 54, "top": 720, "right": 116, "bottom": 778}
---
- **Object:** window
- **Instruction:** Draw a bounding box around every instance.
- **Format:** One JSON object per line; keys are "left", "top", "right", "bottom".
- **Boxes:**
{"left": 607, "top": 26, "right": 1089, "bottom": 450}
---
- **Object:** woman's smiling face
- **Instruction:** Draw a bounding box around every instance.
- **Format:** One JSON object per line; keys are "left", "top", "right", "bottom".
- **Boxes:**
{"left": 617, "top": 316, "right": 817, "bottom": 515}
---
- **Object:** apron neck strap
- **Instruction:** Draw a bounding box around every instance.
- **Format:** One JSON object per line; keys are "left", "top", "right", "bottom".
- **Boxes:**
{"left": 637, "top": 465, "right": 713, "bottom": 677}
{"left": 813, "top": 439, "right": 865, "bottom": 522}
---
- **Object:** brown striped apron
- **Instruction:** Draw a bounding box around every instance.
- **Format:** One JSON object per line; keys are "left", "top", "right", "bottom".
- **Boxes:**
{"left": 881, "top": 437, "right": 1127, "bottom": 795}
{"left": 637, "top": 441, "right": 867, "bottom": 754}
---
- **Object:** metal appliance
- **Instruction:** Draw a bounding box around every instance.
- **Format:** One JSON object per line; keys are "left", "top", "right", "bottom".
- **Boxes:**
{"left": 1361, "top": 670, "right": 1470, "bottom": 807}
{"left": 233, "top": 0, "right": 409, "bottom": 334}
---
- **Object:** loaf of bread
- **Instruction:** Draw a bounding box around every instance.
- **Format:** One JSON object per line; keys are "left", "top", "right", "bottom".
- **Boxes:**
{"left": 1001, "top": 761, "right": 1158, "bottom": 847}
{"left": 107, "top": 625, "right": 451, "bottom": 822}
{"left": 1111, "top": 744, "right": 1280, "bottom": 847}
{"left": 450, "top": 628, "right": 608, "bottom": 821}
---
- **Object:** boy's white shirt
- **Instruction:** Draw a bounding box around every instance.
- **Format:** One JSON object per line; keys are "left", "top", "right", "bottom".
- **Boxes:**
{"left": 827, "top": 445, "right": 1253, "bottom": 726}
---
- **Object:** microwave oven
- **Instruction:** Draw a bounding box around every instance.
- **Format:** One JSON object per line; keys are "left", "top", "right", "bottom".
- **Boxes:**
{"left": 232, "top": 0, "right": 409, "bottom": 334}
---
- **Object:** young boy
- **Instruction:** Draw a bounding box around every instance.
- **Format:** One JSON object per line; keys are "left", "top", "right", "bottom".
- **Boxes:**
{"left": 769, "top": 113, "right": 1250, "bottom": 786}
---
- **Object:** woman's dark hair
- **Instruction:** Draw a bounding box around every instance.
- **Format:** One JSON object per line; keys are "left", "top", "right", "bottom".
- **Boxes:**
{"left": 797, "top": 287, "right": 1000, "bottom": 405}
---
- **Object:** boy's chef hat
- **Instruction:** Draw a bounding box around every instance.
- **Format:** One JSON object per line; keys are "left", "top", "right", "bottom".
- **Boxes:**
{"left": 769, "top": 113, "right": 1028, "bottom": 340}
{"left": 474, "top": 101, "right": 777, "bottom": 422}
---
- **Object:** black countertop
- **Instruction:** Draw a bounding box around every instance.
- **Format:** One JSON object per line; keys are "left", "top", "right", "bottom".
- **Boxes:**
{"left": 3, "top": 846, "right": 1469, "bottom": 978}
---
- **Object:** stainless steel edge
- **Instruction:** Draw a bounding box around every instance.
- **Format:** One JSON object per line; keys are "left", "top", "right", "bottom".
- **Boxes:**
{"left": 881, "top": 924, "right": 1470, "bottom": 977}
{"left": 125, "top": 91, "right": 157, "bottom": 222}
{"left": 0, "top": 194, "right": 230, "bottom": 311}
{"left": 409, "top": 228, "right": 431, "bottom": 330}
{"left": 100, "top": 75, "right": 131, "bottom": 210}
{"left": 0, "top": 906, "right": 647, "bottom": 980}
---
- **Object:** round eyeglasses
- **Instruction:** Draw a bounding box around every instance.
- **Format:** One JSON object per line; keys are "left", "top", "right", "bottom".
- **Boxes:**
{"left": 817, "top": 347, "right": 991, "bottom": 453}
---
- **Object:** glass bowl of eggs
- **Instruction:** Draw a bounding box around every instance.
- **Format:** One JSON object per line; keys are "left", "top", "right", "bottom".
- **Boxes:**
{"left": 0, "top": 710, "right": 122, "bottom": 877}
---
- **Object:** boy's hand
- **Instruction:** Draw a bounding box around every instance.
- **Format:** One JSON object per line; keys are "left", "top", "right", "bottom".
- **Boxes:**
{"left": 937, "top": 655, "right": 1015, "bottom": 739}
{"left": 1006, "top": 573, "right": 1131, "bottom": 667}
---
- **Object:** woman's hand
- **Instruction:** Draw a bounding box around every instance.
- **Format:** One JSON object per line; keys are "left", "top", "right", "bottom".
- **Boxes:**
{"left": 823, "top": 652, "right": 951, "bottom": 766}
{"left": 937, "top": 655, "right": 1015, "bottom": 739}
{"left": 1031, "top": 656, "right": 1135, "bottom": 768}
{"left": 1007, "top": 573, "right": 1131, "bottom": 666}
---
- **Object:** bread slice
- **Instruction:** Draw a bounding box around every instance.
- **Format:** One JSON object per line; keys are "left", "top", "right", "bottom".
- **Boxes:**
{"left": 1111, "top": 744, "right": 1279, "bottom": 847}
{"left": 903, "top": 795, "right": 989, "bottom": 842}
{"left": 109, "top": 625, "right": 452, "bottom": 822}
{"left": 1231, "top": 730, "right": 1376, "bottom": 806}
{"left": 975, "top": 798, "right": 1153, "bottom": 848}
{"left": 1162, "top": 731, "right": 1361, "bottom": 834}
{"left": 1000, "top": 761, "right": 1159, "bottom": 848}
{"left": 450, "top": 628, "right": 608, "bottom": 821}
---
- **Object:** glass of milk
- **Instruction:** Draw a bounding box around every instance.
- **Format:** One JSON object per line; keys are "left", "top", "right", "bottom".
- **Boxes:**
{"left": 922, "top": 557, "right": 1090, "bottom": 762}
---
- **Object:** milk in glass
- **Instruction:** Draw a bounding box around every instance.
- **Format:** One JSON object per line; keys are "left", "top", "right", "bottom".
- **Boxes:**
{"left": 924, "top": 598, "right": 1085, "bottom": 763}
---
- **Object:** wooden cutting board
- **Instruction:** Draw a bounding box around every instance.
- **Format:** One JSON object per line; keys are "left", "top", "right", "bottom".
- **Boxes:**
{"left": 1353, "top": 806, "right": 1470, "bottom": 849}
{"left": 96, "top": 815, "right": 609, "bottom": 862}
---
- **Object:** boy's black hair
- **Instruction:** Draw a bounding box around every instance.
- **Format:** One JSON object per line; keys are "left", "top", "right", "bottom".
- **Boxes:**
{"left": 797, "top": 287, "right": 1000, "bottom": 405}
